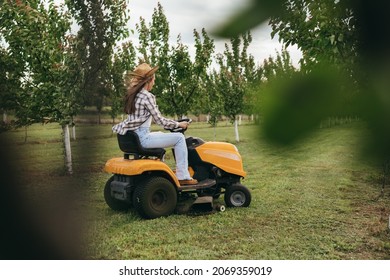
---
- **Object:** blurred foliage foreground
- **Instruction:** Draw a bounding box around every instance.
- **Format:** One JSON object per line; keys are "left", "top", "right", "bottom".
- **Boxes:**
{"left": 215, "top": 0, "right": 390, "bottom": 162}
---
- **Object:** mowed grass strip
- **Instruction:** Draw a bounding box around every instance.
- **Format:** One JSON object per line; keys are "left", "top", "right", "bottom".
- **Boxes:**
{"left": 1, "top": 121, "right": 389, "bottom": 259}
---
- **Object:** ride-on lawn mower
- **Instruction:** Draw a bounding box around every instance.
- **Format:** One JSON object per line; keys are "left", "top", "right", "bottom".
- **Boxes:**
{"left": 103, "top": 119, "right": 251, "bottom": 219}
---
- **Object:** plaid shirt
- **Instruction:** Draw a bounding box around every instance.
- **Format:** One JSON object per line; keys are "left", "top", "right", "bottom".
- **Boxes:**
{"left": 112, "top": 89, "right": 179, "bottom": 135}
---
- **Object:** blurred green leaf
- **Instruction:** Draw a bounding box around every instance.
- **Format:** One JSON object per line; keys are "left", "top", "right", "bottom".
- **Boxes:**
{"left": 213, "top": 0, "right": 283, "bottom": 38}
{"left": 261, "top": 63, "right": 344, "bottom": 145}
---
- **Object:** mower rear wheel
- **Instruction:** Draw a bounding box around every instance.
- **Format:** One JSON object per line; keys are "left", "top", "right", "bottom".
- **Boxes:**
{"left": 104, "top": 176, "right": 131, "bottom": 211}
{"left": 133, "top": 176, "right": 177, "bottom": 219}
{"left": 224, "top": 183, "right": 251, "bottom": 207}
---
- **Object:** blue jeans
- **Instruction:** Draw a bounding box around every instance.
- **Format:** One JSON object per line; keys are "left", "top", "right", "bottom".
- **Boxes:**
{"left": 135, "top": 127, "right": 191, "bottom": 180}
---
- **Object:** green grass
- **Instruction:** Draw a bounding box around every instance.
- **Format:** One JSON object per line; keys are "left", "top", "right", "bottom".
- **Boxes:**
{"left": 1, "top": 121, "right": 390, "bottom": 260}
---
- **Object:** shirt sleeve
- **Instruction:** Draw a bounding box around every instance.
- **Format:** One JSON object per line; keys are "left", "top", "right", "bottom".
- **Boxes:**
{"left": 144, "top": 93, "right": 179, "bottom": 129}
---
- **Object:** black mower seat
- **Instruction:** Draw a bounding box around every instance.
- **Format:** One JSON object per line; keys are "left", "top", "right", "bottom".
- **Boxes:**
{"left": 117, "top": 130, "right": 165, "bottom": 160}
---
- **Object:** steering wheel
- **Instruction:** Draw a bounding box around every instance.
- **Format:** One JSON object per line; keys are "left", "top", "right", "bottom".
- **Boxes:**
{"left": 168, "top": 118, "right": 192, "bottom": 133}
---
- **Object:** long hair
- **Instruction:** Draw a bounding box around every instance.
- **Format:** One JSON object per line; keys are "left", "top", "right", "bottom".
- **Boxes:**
{"left": 123, "top": 81, "right": 148, "bottom": 114}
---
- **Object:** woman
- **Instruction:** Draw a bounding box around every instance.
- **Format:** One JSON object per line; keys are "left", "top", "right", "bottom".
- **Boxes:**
{"left": 112, "top": 63, "right": 198, "bottom": 185}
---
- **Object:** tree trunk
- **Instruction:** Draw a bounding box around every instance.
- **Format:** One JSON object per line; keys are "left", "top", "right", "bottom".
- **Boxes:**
{"left": 63, "top": 124, "right": 73, "bottom": 175}
{"left": 70, "top": 118, "right": 76, "bottom": 140}
{"left": 24, "top": 125, "right": 28, "bottom": 144}
{"left": 24, "top": 126, "right": 28, "bottom": 143}
{"left": 72, "top": 124, "right": 76, "bottom": 140}
{"left": 3, "top": 111, "right": 7, "bottom": 123}
{"left": 234, "top": 119, "right": 240, "bottom": 142}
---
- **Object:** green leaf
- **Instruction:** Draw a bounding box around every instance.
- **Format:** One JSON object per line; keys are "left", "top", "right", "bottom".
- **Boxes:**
{"left": 261, "top": 64, "right": 344, "bottom": 145}
{"left": 213, "top": 0, "right": 283, "bottom": 38}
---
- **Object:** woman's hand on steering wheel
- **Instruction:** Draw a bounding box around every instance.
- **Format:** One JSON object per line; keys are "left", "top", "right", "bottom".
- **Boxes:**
{"left": 167, "top": 118, "right": 192, "bottom": 133}
{"left": 178, "top": 121, "right": 189, "bottom": 130}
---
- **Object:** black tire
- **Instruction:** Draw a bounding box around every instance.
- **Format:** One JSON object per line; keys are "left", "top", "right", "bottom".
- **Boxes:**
{"left": 133, "top": 176, "right": 177, "bottom": 219}
{"left": 224, "top": 183, "right": 251, "bottom": 207}
{"left": 104, "top": 176, "right": 131, "bottom": 211}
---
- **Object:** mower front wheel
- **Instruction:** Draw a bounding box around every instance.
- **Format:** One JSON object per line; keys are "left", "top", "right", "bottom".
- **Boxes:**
{"left": 133, "top": 176, "right": 178, "bottom": 219}
{"left": 224, "top": 183, "right": 251, "bottom": 207}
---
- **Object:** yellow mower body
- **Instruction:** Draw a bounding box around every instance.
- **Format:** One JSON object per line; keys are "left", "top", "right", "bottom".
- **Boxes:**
{"left": 104, "top": 157, "right": 181, "bottom": 186}
{"left": 195, "top": 141, "right": 246, "bottom": 178}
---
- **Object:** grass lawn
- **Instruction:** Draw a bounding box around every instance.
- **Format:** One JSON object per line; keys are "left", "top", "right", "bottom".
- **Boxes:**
{"left": 1, "top": 121, "right": 389, "bottom": 260}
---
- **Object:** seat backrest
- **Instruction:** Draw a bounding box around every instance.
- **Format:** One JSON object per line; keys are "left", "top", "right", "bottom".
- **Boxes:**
{"left": 117, "top": 131, "right": 165, "bottom": 159}
{"left": 117, "top": 131, "right": 139, "bottom": 155}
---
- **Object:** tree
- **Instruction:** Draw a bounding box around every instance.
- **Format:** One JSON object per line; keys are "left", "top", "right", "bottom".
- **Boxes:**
{"left": 270, "top": 0, "right": 358, "bottom": 72}
{"left": 205, "top": 70, "right": 224, "bottom": 138}
{"left": 0, "top": 45, "right": 22, "bottom": 130}
{"left": 65, "top": 0, "right": 130, "bottom": 124}
{"left": 215, "top": 32, "right": 256, "bottom": 142}
{"left": 136, "top": 2, "right": 170, "bottom": 113}
{"left": 109, "top": 41, "right": 137, "bottom": 124}
{"left": 245, "top": 48, "right": 297, "bottom": 122}
{"left": 136, "top": 3, "right": 215, "bottom": 118}
{"left": 190, "top": 28, "right": 216, "bottom": 116}
{"left": 166, "top": 30, "right": 214, "bottom": 118}
{"left": 0, "top": 0, "right": 85, "bottom": 173}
